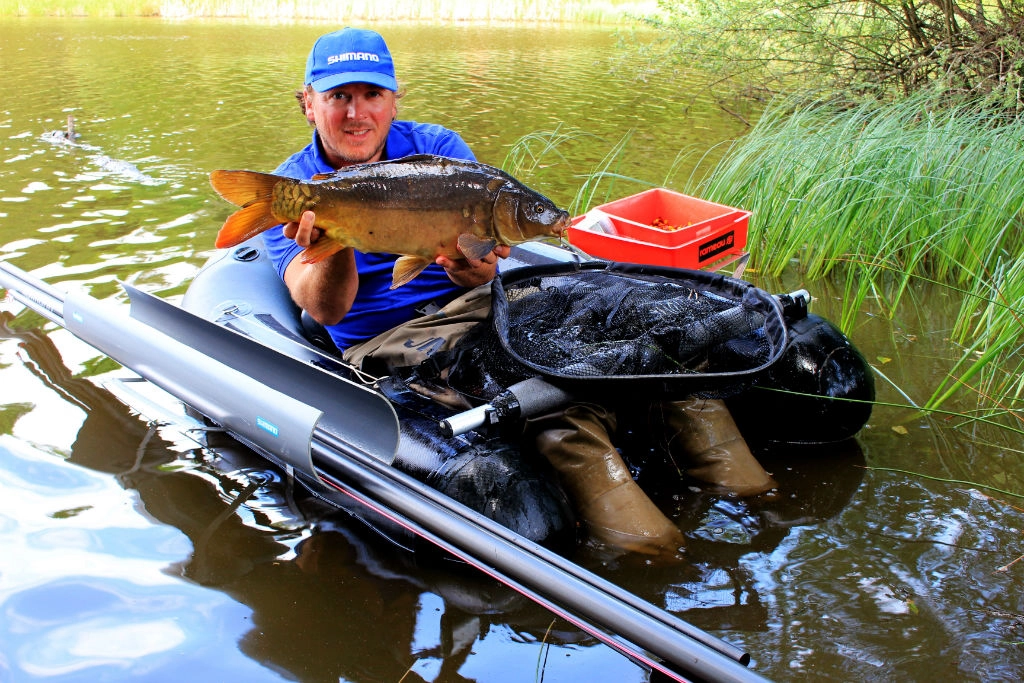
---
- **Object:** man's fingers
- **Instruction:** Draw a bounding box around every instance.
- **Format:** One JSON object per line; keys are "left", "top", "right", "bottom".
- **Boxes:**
{"left": 285, "top": 211, "right": 320, "bottom": 247}
{"left": 299, "top": 210, "right": 316, "bottom": 231}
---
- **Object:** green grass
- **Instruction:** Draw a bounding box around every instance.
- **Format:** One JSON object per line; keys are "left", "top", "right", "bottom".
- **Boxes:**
{"left": 686, "top": 93, "right": 1024, "bottom": 420}
{"left": 0, "top": 0, "right": 656, "bottom": 22}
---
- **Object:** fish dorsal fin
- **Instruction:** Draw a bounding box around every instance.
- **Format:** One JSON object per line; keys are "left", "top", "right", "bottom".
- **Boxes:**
{"left": 391, "top": 255, "right": 431, "bottom": 289}
{"left": 389, "top": 153, "right": 440, "bottom": 164}
{"left": 458, "top": 233, "right": 498, "bottom": 261}
{"left": 310, "top": 172, "right": 334, "bottom": 180}
{"left": 299, "top": 239, "right": 346, "bottom": 264}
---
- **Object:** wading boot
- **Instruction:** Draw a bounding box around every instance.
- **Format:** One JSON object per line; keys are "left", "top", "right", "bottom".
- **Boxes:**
{"left": 653, "top": 397, "right": 777, "bottom": 497}
{"left": 530, "top": 404, "right": 685, "bottom": 556}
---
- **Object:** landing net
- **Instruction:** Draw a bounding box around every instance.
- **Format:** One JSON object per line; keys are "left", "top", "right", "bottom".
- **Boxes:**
{"left": 466, "top": 261, "right": 789, "bottom": 399}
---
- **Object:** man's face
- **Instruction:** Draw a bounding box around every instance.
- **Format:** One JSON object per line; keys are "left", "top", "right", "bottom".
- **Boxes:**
{"left": 304, "top": 82, "right": 397, "bottom": 168}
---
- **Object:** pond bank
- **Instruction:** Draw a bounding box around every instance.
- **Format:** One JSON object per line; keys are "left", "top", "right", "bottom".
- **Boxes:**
{"left": 2, "top": 0, "right": 660, "bottom": 24}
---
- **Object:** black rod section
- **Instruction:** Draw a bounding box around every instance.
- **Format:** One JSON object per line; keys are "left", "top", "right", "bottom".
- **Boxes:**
{"left": 312, "top": 428, "right": 769, "bottom": 683}
{"left": 319, "top": 422, "right": 748, "bottom": 664}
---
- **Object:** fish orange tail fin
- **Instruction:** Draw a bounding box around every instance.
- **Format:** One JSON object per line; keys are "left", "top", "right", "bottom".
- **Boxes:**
{"left": 209, "top": 169, "right": 279, "bottom": 207}
{"left": 209, "top": 170, "right": 282, "bottom": 248}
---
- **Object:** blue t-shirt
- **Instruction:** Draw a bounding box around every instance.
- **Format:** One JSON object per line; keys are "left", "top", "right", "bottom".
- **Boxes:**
{"left": 262, "top": 121, "right": 477, "bottom": 351}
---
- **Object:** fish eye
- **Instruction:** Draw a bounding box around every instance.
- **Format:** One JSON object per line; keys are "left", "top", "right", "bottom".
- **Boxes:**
{"left": 534, "top": 202, "right": 546, "bottom": 214}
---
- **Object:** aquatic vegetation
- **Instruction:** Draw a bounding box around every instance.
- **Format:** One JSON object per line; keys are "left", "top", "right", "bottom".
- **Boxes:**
{"left": 502, "top": 125, "right": 595, "bottom": 188}
{"left": 567, "top": 129, "right": 642, "bottom": 216}
{"left": 502, "top": 126, "right": 653, "bottom": 217}
{"left": 689, "top": 92, "right": 1024, "bottom": 419}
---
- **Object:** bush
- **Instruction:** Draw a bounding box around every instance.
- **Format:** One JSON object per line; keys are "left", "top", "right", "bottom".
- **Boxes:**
{"left": 646, "top": 0, "right": 1024, "bottom": 112}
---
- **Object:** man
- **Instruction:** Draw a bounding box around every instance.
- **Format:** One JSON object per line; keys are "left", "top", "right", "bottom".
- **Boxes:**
{"left": 263, "top": 27, "right": 508, "bottom": 362}
{"left": 264, "top": 28, "right": 775, "bottom": 557}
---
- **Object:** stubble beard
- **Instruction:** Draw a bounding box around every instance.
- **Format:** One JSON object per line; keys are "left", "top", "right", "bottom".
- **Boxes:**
{"left": 324, "top": 126, "right": 389, "bottom": 168}
{"left": 340, "top": 144, "right": 385, "bottom": 166}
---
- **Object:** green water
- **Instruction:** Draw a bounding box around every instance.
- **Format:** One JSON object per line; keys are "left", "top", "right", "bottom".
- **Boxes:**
{"left": 2, "top": 16, "right": 1023, "bottom": 683}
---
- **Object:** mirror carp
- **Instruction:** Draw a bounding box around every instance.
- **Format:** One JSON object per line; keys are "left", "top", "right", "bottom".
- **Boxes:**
{"left": 210, "top": 154, "right": 570, "bottom": 289}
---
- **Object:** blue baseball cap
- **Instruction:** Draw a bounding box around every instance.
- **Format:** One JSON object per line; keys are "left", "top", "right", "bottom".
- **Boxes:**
{"left": 304, "top": 28, "right": 397, "bottom": 93}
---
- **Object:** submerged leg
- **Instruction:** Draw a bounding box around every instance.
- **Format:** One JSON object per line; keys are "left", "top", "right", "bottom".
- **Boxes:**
{"left": 530, "top": 404, "right": 684, "bottom": 555}
{"left": 654, "top": 397, "right": 777, "bottom": 497}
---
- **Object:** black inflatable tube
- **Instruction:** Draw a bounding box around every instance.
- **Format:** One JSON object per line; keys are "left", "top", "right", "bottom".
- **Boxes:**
{"left": 310, "top": 427, "right": 770, "bottom": 683}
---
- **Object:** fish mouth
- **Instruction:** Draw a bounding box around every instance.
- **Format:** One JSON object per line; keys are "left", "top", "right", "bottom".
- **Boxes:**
{"left": 553, "top": 212, "right": 571, "bottom": 235}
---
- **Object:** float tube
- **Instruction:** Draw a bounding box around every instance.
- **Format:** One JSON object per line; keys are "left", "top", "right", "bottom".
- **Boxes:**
{"left": 173, "top": 238, "right": 873, "bottom": 554}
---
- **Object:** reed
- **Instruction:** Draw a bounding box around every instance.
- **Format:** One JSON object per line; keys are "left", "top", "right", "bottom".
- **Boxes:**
{"left": 502, "top": 126, "right": 654, "bottom": 215}
{"left": 0, "top": 0, "right": 654, "bottom": 23}
{"left": 502, "top": 125, "right": 592, "bottom": 182}
{"left": 566, "top": 129, "right": 645, "bottom": 216}
{"left": 688, "top": 92, "right": 1024, "bottom": 418}
{"left": 692, "top": 96, "right": 1024, "bottom": 283}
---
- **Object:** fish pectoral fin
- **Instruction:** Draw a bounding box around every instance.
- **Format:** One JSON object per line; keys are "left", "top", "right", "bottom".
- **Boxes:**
{"left": 299, "top": 239, "right": 346, "bottom": 264}
{"left": 391, "top": 256, "right": 432, "bottom": 290}
{"left": 457, "top": 234, "right": 498, "bottom": 261}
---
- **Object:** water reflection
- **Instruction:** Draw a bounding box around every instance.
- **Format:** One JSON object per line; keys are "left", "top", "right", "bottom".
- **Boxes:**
{"left": 603, "top": 440, "right": 868, "bottom": 636}
{"left": 0, "top": 315, "right": 646, "bottom": 682}
{"left": 0, "top": 320, "right": 269, "bottom": 681}
{"left": 7, "top": 276, "right": 1024, "bottom": 681}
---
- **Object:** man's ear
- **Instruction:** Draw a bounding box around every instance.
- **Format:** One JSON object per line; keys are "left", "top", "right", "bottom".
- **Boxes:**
{"left": 303, "top": 88, "right": 316, "bottom": 124}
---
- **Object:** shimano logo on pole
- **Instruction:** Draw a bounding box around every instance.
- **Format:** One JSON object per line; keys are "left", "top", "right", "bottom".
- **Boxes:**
{"left": 327, "top": 52, "right": 381, "bottom": 65}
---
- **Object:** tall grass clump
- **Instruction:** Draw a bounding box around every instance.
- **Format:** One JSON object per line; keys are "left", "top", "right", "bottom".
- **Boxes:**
{"left": 691, "top": 92, "right": 1024, "bottom": 417}
{"left": 694, "top": 94, "right": 1024, "bottom": 283}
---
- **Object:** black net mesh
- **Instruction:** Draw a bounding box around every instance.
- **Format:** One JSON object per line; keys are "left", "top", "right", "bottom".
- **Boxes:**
{"left": 503, "top": 273, "right": 769, "bottom": 377}
{"left": 447, "top": 261, "right": 789, "bottom": 401}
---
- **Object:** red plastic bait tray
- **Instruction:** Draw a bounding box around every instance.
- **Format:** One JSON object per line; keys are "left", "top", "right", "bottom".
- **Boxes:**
{"left": 567, "top": 188, "right": 749, "bottom": 271}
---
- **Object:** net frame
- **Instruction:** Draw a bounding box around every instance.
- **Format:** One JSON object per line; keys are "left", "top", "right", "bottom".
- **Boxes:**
{"left": 488, "top": 261, "right": 790, "bottom": 398}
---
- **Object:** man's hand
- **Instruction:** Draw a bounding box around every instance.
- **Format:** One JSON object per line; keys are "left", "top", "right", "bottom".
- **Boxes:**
{"left": 282, "top": 210, "right": 321, "bottom": 247}
{"left": 281, "top": 209, "right": 358, "bottom": 326}
{"left": 437, "top": 244, "right": 511, "bottom": 288}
